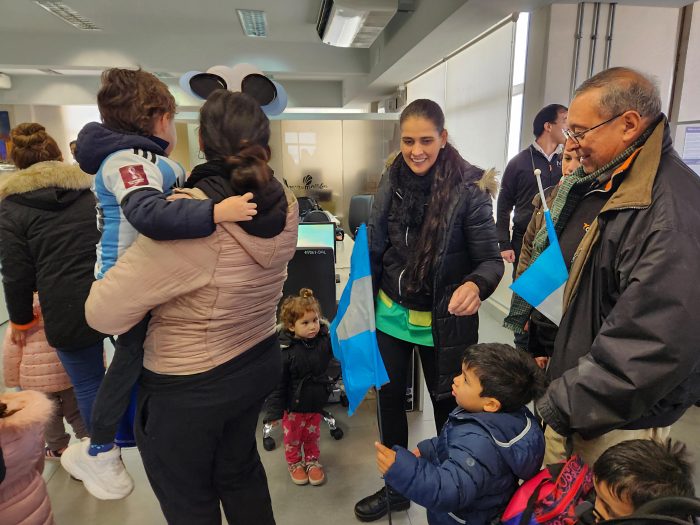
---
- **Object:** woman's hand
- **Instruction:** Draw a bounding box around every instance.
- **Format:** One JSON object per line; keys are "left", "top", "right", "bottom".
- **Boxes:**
{"left": 448, "top": 281, "right": 481, "bottom": 316}
{"left": 10, "top": 326, "right": 27, "bottom": 349}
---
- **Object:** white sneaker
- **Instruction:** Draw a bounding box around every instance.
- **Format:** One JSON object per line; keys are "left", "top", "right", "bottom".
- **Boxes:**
{"left": 60, "top": 438, "right": 134, "bottom": 500}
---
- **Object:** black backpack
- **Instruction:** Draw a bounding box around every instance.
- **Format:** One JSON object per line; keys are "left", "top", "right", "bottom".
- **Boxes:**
{"left": 576, "top": 496, "right": 700, "bottom": 524}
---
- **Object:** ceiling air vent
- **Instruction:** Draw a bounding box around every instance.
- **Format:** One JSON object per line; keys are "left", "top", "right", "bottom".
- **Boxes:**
{"left": 237, "top": 9, "right": 268, "bottom": 38}
{"left": 317, "top": 0, "right": 397, "bottom": 48}
{"left": 34, "top": 1, "right": 102, "bottom": 31}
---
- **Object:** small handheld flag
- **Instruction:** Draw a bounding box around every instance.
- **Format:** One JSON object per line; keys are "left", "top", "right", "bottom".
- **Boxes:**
{"left": 330, "top": 224, "right": 390, "bottom": 415}
{"left": 509, "top": 170, "right": 569, "bottom": 325}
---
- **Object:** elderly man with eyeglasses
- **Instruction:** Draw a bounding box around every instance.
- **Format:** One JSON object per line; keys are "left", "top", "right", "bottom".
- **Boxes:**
{"left": 518, "top": 67, "right": 700, "bottom": 466}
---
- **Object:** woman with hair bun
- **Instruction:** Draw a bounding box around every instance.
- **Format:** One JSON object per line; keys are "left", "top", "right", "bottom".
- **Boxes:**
{"left": 84, "top": 90, "right": 299, "bottom": 524}
{"left": 0, "top": 123, "right": 105, "bottom": 436}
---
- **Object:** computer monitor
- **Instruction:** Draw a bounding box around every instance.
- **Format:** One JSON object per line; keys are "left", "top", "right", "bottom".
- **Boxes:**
{"left": 297, "top": 222, "right": 336, "bottom": 252}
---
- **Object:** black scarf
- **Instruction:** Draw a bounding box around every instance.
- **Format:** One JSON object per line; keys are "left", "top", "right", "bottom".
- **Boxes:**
{"left": 390, "top": 155, "right": 436, "bottom": 230}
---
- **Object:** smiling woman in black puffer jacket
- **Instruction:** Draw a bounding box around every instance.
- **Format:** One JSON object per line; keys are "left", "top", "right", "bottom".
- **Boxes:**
{"left": 354, "top": 99, "right": 504, "bottom": 522}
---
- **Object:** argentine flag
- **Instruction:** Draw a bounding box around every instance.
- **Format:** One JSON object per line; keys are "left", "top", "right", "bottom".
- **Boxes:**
{"left": 330, "top": 224, "right": 390, "bottom": 416}
{"left": 510, "top": 171, "right": 569, "bottom": 325}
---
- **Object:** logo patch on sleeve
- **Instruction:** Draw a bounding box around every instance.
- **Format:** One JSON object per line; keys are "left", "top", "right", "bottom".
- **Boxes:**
{"left": 119, "top": 164, "right": 149, "bottom": 189}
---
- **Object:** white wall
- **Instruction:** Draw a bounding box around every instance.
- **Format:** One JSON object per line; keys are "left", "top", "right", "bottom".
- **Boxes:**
{"left": 406, "top": 63, "right": 446, "bottom": 110}
{"left": 7, "top": 105, "right": 100, "bottom": 161}
{"left": 542, "top": 3, "right": 680, "bottom": 112}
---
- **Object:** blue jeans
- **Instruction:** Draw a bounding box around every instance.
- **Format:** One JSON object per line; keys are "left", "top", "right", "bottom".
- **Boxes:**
{"left": 56, "top": 341, "right": 106, "bottom": 434}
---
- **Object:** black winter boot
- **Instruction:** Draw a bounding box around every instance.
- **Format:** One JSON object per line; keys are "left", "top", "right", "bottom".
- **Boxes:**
{"left": 354, "top": 485, "right": 410, "bottom": 522}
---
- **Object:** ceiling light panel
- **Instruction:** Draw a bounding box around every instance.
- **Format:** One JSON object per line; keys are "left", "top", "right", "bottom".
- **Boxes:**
{"left": 34, "top": 1, "right": 102, "bottom": 31}
{"left": 237, "top": 9, "right": 268, "bottom": 38}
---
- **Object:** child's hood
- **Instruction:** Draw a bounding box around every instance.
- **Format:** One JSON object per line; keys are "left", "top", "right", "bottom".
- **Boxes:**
{"left": 76, "top": 122, "right": 168, "bottom": 175}
{"left": 451, "top": 406, "right": 544, "bottom": 479}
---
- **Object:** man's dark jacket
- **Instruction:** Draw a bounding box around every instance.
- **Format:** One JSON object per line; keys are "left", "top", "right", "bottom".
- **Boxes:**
{"left": 368, "top": 155, "right": 504, "bottom": 399}
{"left": 496, "top": 145, "right": 562, "bottom": 251}
{"left": 537, "top": 119, "right": 700, "bottom": 439}
{"left": 0, "top": 161, "right": 104, "bottom": 348}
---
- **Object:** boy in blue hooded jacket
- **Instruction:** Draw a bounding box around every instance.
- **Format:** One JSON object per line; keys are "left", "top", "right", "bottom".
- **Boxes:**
{"left": 376, "top": 343, "right": 546, "bottom": 525}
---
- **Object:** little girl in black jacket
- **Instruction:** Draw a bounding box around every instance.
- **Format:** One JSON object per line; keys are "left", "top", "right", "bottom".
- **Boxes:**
{"left": 264, "top": 288, "right": 334, "bottom": 487}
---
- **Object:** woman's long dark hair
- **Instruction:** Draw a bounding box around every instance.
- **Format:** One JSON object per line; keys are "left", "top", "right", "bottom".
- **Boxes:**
{"left": 400, "top": 99, "right": 467, "bottom": 294}
{"left": 199, "top": 90, "right": 273, "bottom": 191}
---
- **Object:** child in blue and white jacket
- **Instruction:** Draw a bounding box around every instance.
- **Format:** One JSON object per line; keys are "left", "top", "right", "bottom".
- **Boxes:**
{"left": 59, "top": 68, "right": 256, "bottom": 501}
{"left": 376, "top": 343, "right": 546, "bottom": 525}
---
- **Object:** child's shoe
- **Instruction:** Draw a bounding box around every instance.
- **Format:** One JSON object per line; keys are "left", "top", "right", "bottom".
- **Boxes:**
{"left": 60, "top": 438, "right": 134, "bottom": 500}
{"left": 306, "top": 460, "right": 325, "bottom": 486}
{"left": 289, "top": 462, "right": 308, "bottom": 485}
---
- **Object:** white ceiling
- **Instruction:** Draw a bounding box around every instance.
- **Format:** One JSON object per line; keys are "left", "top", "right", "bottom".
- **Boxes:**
{"left": 0, "top": 0, "right": 695, "bottom": 108}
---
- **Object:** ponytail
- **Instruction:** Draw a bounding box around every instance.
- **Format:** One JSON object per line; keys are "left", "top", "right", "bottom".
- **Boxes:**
{"left": 224, "top": 143, "right": 273, "bottom": 191}
{"left": 199, "top": 90, "right": 272, "bottom": 191}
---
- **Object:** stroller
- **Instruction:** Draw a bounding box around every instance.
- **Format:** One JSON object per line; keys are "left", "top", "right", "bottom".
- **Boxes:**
{"left": 262, "top": 358, "right": 348, "bottom": 451}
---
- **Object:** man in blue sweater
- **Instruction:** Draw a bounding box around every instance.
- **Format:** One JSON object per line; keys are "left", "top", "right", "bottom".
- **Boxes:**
{"left": 376, "top": 343, "right": 545, "bottom": 525}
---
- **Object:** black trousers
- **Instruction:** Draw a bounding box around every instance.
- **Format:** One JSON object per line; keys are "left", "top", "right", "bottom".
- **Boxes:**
{"left": 91, "top": 314, "right": 150, "bottom": 445}
{"left": 135, "top": 336, "right": 280, "bottom": 525}
{"left": 511, "top": 232, "right": 529, "bottom": 350}
{"left": 376, "top": 329, "right": 456, "bottom": 449}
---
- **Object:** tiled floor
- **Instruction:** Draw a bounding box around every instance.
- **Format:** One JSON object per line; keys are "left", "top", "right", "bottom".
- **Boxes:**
{"left": 4, "top": 304, "right": 699, "bottom": 524}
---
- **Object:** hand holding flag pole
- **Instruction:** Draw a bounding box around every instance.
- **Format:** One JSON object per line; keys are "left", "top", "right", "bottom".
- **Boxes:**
{"left": 509, "top": 168, "right": 569, "bottom": 325}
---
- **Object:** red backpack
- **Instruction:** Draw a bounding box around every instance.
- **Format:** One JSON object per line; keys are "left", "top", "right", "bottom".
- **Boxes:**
{"left": 500, "top": 455, "right": 594, "bottom": 525}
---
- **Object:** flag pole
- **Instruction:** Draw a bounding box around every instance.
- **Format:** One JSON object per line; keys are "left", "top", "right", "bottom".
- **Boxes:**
{"left": 375, "top": 387, "right": 393, "bottom": 524}
{"left": 533, "top": 168, "right": 549, "bottom": 212}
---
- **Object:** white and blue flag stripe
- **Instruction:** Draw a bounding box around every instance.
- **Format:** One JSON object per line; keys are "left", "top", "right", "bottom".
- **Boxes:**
{"left": 330, "top": 223, "right": 390, "bottom": 416}
{"left": 510, "top": 171, "right": 569, "bottom": 325}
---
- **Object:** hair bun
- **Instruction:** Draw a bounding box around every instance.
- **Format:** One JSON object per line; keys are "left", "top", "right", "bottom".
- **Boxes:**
{"left": 299, "top": 288, "right": 314, "bottom": 298}
{"left": 10, "top": 123, "right": 50, "bottom": 149}
{"left": 224, "top": 143, "right": 272, "bottom": 191}
{"left": 9, "top": 122, "right": 63, "bottom": 169}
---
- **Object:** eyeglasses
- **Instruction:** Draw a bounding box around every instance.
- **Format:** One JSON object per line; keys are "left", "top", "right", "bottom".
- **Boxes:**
{"left": 591, "top": 506, "right": 605, "bottom": 522}
{"left": 562, "top": 112, "right": 625, "bottom": 146}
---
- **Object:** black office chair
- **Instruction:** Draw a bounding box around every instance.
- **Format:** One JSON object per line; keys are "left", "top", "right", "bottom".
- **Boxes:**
{"left": 348, "top": 194, "right": 375, "bottom": 239}
{"left": 303, "top": 209, "right": 332, "bottom": 223}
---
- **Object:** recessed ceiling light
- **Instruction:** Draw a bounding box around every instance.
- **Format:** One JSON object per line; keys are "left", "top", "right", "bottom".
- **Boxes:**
{"left": 237, "top": 9, "right": 268, "bottom": 38}
{"left": 34, "top": 1, "right": 102, "bottom": 31}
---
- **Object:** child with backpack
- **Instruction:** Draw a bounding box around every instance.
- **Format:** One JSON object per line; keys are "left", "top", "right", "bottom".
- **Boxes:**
{"left": 264, "top": 288, "right": 334, "bottom": 487}
{"left": 375, "top": 343, "right": 546, "bottom": 525}
{"left": 501, "top": 438, "right": 696, "bottom": 525}
{"left": 591, "top": 438, "right": 695, "bottom": 522}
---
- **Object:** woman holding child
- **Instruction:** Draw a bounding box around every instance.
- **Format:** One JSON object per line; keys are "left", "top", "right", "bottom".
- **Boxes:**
{"left": 85, "top": 90, "right": 298, "bottom": 525}
{"left": 356, "top": 98, "right": 504, "bottom": 521}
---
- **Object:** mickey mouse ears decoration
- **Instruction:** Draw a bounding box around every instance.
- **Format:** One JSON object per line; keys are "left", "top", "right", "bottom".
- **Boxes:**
{"left": 179, "top": 63, "right": 288, "bottom": 116}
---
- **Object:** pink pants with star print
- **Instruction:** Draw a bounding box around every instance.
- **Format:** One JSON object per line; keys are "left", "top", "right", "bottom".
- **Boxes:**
{"left": 282, "top": 411, "right": 322, "bottom": 465}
